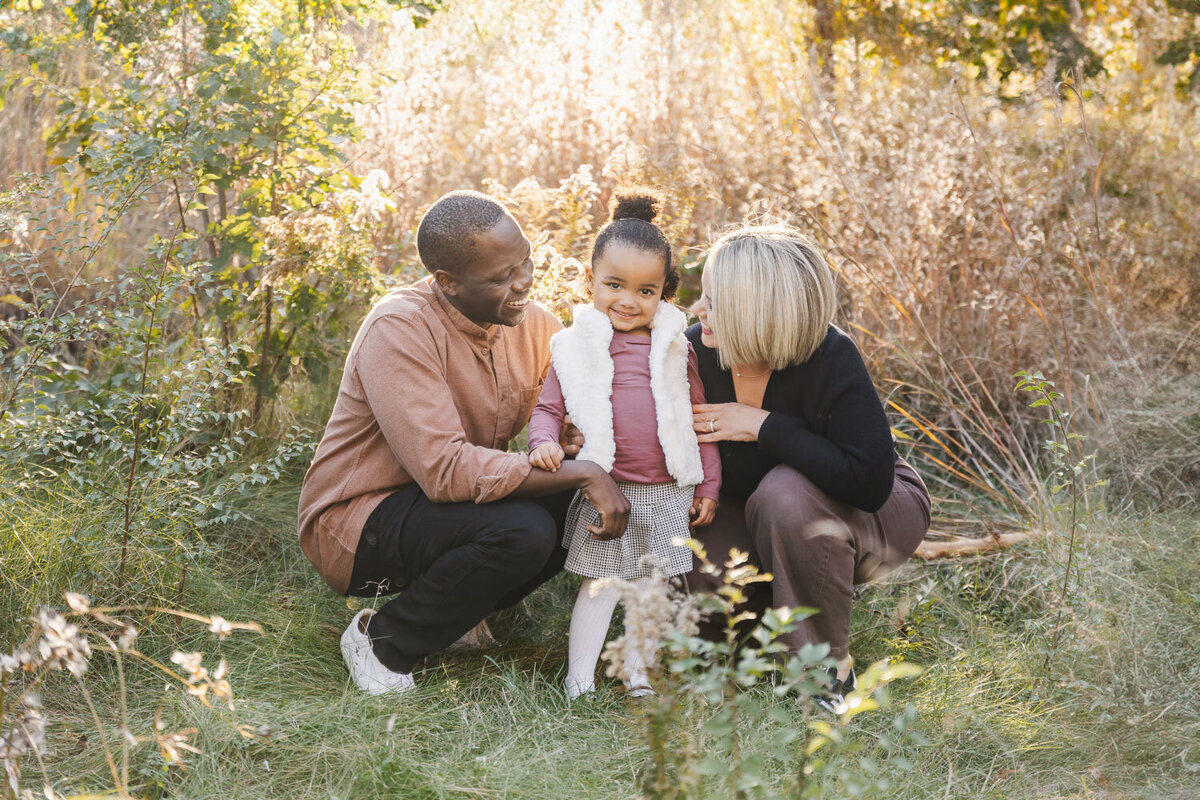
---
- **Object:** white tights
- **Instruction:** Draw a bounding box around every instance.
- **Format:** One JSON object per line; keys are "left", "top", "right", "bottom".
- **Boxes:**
{"left": 564, "top": 577, "right": 654, "bottom": 699}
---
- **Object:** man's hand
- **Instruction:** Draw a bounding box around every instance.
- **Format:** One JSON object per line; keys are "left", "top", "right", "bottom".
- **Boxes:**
{"left": 560, "top": 413, "right": 585, "bottom": 457}
{"left": 579, "top": 464, "right": 631, "bottom": 541}
{"left": 530, "top": 442, "right": 565, "bottom": 472}
{"left": 690, "top": 497, "right": 717, "bottom": 529}
{"left": 512, "top": 459, "right": 627, "bottom": 538}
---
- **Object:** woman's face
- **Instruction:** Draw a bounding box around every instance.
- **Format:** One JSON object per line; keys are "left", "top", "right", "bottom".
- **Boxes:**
{"left": 690, "top": 268, "right": 718, "bottom": 349}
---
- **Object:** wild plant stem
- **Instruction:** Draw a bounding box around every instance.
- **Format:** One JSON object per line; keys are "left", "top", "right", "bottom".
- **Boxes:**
{"left": 118, "top": 232, "right": 181, "bottom": 592}
{"left": 175, "top": 561, "right": 189, "bottom": 619}
{"left": 74, "top": 673, "right": 127, "bottom": 798}
{"left": 722, "top": 603, "right": 745, "bottom": 799}
{"left": 727, "top": 679, "right": 743, "bottom": 799}
{"left": 796, "top": 706, "right": 810, "bottom": 796}
{"left": 1043, "top": 399, "right": 1081, "bottom": 673}
{"left": 0, "top": 682, "right": 9, "bottom": 800}
{"left": 93, "top": 634, "right": 133, "bottom": 792}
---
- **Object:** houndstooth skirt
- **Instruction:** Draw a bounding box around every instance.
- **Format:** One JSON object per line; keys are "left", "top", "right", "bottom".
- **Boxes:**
{"left": 563, "top": 480, "right": 696, "bottom": 580}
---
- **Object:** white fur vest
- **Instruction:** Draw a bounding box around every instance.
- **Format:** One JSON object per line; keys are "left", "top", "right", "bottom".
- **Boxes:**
{"left": 549, "top": 302, "right": 704, "bottom": 486}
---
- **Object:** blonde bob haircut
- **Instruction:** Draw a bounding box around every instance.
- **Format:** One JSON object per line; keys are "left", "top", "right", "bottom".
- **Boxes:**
{"left": 704, "top": 223, "right": 836, "bottom": 370}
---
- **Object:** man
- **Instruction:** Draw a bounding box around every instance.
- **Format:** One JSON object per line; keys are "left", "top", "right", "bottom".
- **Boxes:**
{"left": 298, "top": 190, "right": 630, "bottom": 694}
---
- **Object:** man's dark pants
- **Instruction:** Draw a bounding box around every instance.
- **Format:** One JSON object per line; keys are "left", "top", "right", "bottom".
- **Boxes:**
{"left": 346, "top": 483, "right": 573, "bottom": 673}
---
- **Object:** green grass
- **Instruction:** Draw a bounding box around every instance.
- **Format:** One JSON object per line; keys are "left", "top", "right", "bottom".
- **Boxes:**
{"left": 4, "top": 475, "right": 1198, "bottom": 799}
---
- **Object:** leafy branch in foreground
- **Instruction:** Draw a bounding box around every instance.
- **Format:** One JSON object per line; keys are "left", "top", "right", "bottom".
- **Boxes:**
{"left": 599, "top": 546, "right": 923, "bottom": 799}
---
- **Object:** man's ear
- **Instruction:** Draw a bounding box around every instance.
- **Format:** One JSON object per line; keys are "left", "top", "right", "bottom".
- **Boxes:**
{"left": 434, "top": 269, "right": 461, "bottom": 297}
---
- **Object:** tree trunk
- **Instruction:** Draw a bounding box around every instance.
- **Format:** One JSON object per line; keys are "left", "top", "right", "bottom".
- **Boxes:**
{"left": 812, "top": 0, "right": 836, "bottom": 81}
{"left": 252, "top": 285, "right": 272, "bottom": 424}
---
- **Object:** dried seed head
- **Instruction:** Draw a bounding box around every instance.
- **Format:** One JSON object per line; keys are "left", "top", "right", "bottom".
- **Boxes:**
{"left": 0, "top": 691, "right": 46, "bottom": 788}
{"left": 117, "top": 625, "right": 139, "bottom": 650}
{"left": 64, "top": 592, "right": 90, "bottom": 613}
{"left": 36, "top": 609, "right": 91, "bottom": 677}
{"left": 0, "top": 650, "right": 37, "bottom": 675}
{"left": 208, "top": 616, "right": 232, "bottom": 639}
{"left": 171, "top": 651, "right": 204, "bottom": 676}
{"left": 599, "top": 563, "right": 700, "bottom": 687}
{"left": 156, "top": 727, "right": 200, "bottom": 766}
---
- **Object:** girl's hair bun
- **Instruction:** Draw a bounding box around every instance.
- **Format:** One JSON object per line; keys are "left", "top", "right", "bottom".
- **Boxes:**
{"left": 609, "top": 190, "right": 662, "bottom": 224}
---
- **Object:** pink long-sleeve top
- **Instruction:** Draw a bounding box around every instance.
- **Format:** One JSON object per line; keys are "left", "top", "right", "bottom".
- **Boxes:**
{"left": 528, "top": 331, "right": 721, "bottom": 501}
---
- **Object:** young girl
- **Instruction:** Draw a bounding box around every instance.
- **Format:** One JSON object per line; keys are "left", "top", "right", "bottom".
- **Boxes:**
{"left": 528, "top": 192, "right": 720, "bottom": 699}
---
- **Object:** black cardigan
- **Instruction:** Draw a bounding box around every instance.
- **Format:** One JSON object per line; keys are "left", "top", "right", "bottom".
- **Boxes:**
{"left": 686, "top": 323, "right": 895, "bottom": 512}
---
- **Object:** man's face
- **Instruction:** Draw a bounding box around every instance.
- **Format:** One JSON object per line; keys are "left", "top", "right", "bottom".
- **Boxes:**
{"left": 438, "top": 215, "right": 534, "bottom": 328}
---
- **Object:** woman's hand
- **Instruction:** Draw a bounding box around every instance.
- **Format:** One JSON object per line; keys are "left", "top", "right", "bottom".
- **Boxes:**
{"left": 693, "top": 402, "right": 770, "bottom": 443}
{"left": 560, "top": 413, "right": 584, "bottom": 456}
{"left": 690, "top": 497, "right": 717, "bottom": 528}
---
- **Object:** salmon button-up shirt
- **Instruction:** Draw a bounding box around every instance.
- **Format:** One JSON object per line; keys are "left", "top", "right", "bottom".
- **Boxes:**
{"left": 297, "top": 277, "right": 561, "bottom": 594}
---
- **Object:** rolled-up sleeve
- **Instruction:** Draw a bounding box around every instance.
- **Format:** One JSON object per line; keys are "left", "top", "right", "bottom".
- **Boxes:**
{"left": 356, "top": 316, "right": 531, "bottom": 504}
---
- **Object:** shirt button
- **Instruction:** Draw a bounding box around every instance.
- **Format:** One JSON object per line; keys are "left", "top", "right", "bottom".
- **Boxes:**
{"left": 481, "top": 347, "right": 490, "bottom": 356}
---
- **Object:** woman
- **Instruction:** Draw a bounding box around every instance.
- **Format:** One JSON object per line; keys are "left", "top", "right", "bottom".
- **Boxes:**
{"left": 685, "top": 223, "right": 930, "bottom": 708}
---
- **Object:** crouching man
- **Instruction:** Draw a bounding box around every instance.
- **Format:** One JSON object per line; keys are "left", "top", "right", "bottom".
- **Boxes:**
{"left": 298, "top": 190, "right": 629, "bottom": 694}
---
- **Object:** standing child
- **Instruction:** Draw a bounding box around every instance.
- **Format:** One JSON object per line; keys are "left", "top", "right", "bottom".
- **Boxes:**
{"left": 528, "top": 191, "right": 720, "bottom": 699}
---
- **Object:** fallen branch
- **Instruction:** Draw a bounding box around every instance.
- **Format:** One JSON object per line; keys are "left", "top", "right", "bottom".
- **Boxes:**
{"left": 914, "top": 531, "right": 1032, "bottom": 560}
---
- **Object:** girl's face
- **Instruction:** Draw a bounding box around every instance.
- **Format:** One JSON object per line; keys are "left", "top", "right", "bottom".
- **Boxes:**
{"left": 589, "top": 242, "right": 665, "bottom": 335}
{"left": 690, "top": 268, "right": 718, "bottom": 349}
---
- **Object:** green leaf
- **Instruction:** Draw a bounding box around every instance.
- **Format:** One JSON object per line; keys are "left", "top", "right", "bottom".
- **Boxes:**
{"left": 881, "top": 661, "right": 923, "bottom": 681}
{"left": 696, "top": 757, "right": 730, "bottom": 776}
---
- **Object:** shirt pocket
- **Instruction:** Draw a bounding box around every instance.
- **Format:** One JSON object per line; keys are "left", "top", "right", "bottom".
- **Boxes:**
{"left": 517, "top": 382, "right": 544, "bottom": 427}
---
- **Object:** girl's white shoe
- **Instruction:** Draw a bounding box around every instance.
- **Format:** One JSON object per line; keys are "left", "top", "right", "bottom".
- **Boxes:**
{"left": 340, "top": 609, "right": 415, "bottom": 696}
{"left": 624, "top": 672, "right": 655, "bottom": 698}
{"left": 565, "top": 676, "right": 596, "bottom": 700}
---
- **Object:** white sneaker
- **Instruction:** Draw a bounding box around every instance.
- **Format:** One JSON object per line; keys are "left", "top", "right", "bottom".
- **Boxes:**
{"left": 340, "top": 609, "right": 414, "bottom": 696}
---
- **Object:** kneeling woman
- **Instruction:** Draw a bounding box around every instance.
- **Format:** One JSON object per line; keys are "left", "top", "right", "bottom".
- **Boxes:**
{"left": 685, "top": 224, "right": 930, "bottom": 705}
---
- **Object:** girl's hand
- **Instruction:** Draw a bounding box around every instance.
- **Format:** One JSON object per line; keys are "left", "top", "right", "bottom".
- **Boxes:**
{"left": 530, "top": 442, "right": 565, "bottom": 472}
{"left": 690, "top": 497, "right": 717, "bottom": 529}
{"left": 692, "top": 403, "right": 770, "bottom": 443}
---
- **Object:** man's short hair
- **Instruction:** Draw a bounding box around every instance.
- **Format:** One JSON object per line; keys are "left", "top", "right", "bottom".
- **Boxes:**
{"left": 416, "top": 190, "right": 509, "bottom": 275}
{"left": 705, "top": 223, "right": 837, "bottom": 370}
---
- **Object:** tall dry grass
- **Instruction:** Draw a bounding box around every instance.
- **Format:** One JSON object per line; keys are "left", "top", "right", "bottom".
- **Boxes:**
{"left": 3, "top": 0, "right": 1196, "bottom": 518}
{"left": 353, "top": 0, "right": 1199, "bottom": 520}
